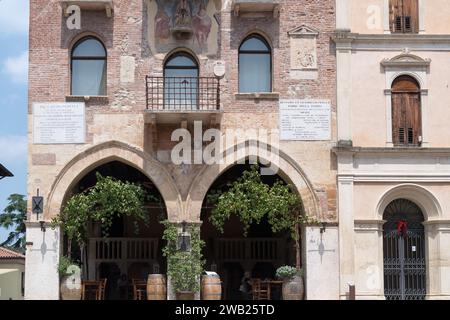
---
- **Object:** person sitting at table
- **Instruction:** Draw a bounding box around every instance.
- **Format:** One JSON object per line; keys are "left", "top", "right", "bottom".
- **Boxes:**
{"left": 238, "top": 271, "right": 252, "bottom": 300}
{"left": 117, "top": 273, "right": 128, "bottom": 300}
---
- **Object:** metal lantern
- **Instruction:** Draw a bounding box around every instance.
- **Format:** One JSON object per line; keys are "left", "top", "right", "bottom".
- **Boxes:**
{"left": 177, "top": 220, "right": 191, "bottom": 252}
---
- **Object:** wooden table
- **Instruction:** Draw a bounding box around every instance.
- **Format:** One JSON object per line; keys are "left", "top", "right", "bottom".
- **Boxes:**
{"left": 81, "top": 280, "right": 103, "bottom": 300}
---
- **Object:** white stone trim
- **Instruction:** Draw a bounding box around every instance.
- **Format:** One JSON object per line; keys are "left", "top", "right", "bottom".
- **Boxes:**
{"left": 338, "top": 164, "right": 355, "bottom": 298}
{"left": 382, "top": 0, "right": 426, "bottom": 34}
{"left": 383, "top": 0, "right": 390, "bottom": 34}
{"left": 376, "top": 184, "right": 442, "bottom": 220}
{"left": 381, "top": 52, "right": 430, "bottom": 147}
{"left": 24, "top": 225, "right": 60, "bottom": 300}
{"left": 419, "top": 0, "right": 425, "bottom": 33}
{"left": 336, "top": 0, "right": 350, "bottom": 30}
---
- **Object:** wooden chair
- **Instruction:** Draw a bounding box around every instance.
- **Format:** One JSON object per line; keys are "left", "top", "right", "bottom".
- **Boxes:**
{"left": 81, "top": 280, "right": 102, "bottom": 300}
{"left": 258, "top": 281, "right": 271, "bottom": 300}
{"left": 98, "top": 278, "right": 107, "bottom": 300}
{"left": 251, "top": 279, "right": 271, "bottom": 300}
{"left": 132, "top": 279, "right": 147, "bottom": 300}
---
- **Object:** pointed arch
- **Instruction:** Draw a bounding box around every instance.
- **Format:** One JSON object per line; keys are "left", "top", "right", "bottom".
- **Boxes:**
{"left": 46, "top": 141, "right": 182, "bottom": 221}
{"left": 185, "top": 140, "right": 321, "bottom": 222}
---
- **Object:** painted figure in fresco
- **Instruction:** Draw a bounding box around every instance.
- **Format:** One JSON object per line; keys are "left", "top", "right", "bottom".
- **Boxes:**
{"left": 192, "top": 1, "right": 211, "bottom": 48}
{"left": 174, "top": 0, "right": 192, "bottom": 28}
{"left": 155, "top": 0, "right": 170, "bottom": 41}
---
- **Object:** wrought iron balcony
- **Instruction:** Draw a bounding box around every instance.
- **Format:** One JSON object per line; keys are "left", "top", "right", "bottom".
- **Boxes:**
{"left": 146, "top": 76, "right": 221, "bottom": 112}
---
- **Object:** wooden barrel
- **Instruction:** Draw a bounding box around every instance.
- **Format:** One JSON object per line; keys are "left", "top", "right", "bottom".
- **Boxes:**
{"left": 282, "top": 276, "right": 304, "bottom": 300}
{"left": 147, "top": 274, "right": 167, "bottom": 300}
{"left": 201, "top": 274, "right": 222, "bottom": 300}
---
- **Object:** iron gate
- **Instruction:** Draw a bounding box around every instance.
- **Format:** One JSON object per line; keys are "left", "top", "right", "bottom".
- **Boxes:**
{"left": 383, "top": 199, "right": 426, "bottom": 300}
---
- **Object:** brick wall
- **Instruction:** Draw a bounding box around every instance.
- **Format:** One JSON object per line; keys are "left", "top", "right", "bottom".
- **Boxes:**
{"left": 28, "top": 0, "right": 337, "bottom": 221}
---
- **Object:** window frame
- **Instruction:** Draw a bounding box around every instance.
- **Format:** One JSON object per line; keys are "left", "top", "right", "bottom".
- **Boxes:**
{"left": 163, "top": 51, "right": 200, "bottom": 110}
{"left": 238, "top": 34, "right": 273, "bottom": 93}
{"left": 163, "top": 52, "right": 199, "bottom": 75}
{"left": 70, "top": 36, "right": 107, "bottom": 96}
{"left": 391, "top": 75, "right": 422, "bottom": 147}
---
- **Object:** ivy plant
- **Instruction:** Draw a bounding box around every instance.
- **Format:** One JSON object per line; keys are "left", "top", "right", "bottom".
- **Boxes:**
{"left": 52, "top": 173, "right": 149, "bottom": 266}
{"left": 162, "top": 220, "right": 205, "bottom": 293}
{"left": 207, "top": 165, "right": 317, "bottom": 270}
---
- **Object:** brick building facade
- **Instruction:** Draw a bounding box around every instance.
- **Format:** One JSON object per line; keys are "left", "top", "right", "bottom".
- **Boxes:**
{"left": 25, "top": 0, "right": 338, "bottom": 300}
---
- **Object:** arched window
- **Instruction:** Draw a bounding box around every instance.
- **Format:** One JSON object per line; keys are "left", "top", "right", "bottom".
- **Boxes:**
{"left": 391, "top": 75, "right": 421, "bottom": 146}
{"left": 164, "top": 52, "right": 199, "bottom": 109}
{"left": 239, "top": 34, "right": 271, "bottom": 93}
{"left": 71, "top": 37, "right": 107, "bottom": 96}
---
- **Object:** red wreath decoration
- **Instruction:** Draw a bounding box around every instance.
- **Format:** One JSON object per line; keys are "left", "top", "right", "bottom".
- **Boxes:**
{"left": 397, "top": 220, "right": 408, "bottom": 236}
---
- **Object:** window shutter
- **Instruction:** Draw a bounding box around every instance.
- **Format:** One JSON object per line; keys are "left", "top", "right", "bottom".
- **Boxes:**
{"left": 392, "top": 93, "right": 403, "bottom": 144}
{"left": 390, "top": 0, "right": 401, "bottom": 32}
{"left": 389, "top": 0, "right": 419, "bottom": 33}
{"left": 403, "top": 0, "right": 419, "bottom": 33}
{"left": 391, "top": 76, "right": 421, "bottom": 146}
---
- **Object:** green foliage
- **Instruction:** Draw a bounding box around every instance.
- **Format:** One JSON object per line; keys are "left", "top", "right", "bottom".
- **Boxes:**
{"left": 208, "top": 165, "right": 317, "bottom": 238}
{"left": 58, "top": 255, "right": 80, "bottom": 278}
{"left": 0, "top": 194, "right": 27, "bottom": 251}
{"left": 207, "top": 165, "right": 318, "bottom": 269}
{"left": 276, "top": 265, "right": 303, "bottom": 279}
{"left": 162, "top": 220, "right": 205, "bottom": 293}
{"left": 51, "top": 173, "right": 149, "bottom": 256}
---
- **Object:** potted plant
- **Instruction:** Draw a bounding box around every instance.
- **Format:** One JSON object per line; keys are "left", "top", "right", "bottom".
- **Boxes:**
{"left": 52, "top": 173, "right": 149, "bottom": 298}
{"left": 276, "top": 265, "right": 304, "bottom": 300}
{"left": 59, "top": 255, "right": 82, "bottom": 300}
{"left": 162, "top": 221, "right": 205, "bottom": 300}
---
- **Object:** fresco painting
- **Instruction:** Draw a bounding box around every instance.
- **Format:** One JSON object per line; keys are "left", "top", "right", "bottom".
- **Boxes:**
{"left": 153, "top": 0, "right": 215, "bottom": 52}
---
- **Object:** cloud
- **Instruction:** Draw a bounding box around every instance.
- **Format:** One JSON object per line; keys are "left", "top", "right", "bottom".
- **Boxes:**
{"left": 0, "top": 135, "right": 27, "bottom": 162}
{"left": 2, "top": 51, "right": 28, "bottom": 84}
{"left": 0, "top": 0, "right": 29, "bottom": 35}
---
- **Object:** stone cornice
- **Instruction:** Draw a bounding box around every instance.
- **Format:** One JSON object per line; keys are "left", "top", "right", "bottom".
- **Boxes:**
{"left": 332, "top": 31, "right": 450, "bottom": 51}
{"left": 333, "top": 146, "right": 450, "bottom": 156}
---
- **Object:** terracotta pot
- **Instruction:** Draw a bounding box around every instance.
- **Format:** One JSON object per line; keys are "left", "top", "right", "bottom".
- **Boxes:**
{"left": 147, "top": 274, "right": 167, "bottom": 300}
{"left": 282, "top": 276, "right": 304, "bottom": 300}
{"left": 201, "top": 275, "right": 222, "bottom": 300}
{"left": 60, "top": 274, "right": 82, "bottom": 300}
{"left": 176, "top": 291, "right": 196, "bottom": 300}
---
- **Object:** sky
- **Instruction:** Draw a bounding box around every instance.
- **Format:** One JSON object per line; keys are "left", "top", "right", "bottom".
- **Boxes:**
{"left": 0, "top": 0, "right": 29, "bottom": 243}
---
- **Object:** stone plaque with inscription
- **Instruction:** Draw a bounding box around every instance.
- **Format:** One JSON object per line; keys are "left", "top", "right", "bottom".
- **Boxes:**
{"left": 33, "top": 102, "right": 86, "bottom": 144}
{"left": 279, "top": 99, "right": 331, "bottom": 141}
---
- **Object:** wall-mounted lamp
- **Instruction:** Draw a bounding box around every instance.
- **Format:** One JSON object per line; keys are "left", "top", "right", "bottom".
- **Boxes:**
{"left": 32, "top": 189, "right": 46, "bottom": 232}
{"left": 320, "top": 222, "right": 327, "bottom": 234}
{"left": 177, "top": 220, "right": 191, "bottom": 252}
{"left": 39, "top": 221, "right": 46, "bottom": 232}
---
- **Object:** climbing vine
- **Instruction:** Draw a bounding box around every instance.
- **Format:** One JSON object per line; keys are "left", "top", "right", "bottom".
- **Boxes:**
{"left": 207, "top": 165, "right": 317, "bottom": 269}
{"left": 162, "top": 220, "right": 205, "bottom": 293}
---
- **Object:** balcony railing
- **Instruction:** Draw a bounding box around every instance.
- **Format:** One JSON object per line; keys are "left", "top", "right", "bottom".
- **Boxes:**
{"left": 214, "top": 238, "right": 284, "bottom": 263}
{"left": 146, "top": 76, "right": 220, "bottom": 112}
{"left": 89, "top": 237, "right": 159, "bottom": 261}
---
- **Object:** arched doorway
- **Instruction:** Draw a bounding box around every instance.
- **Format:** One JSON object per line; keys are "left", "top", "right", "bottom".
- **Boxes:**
{"left": 63, "top": 161, "right": 167, "bottom": 300}
{"left": 383, "top": 198, "right": 426, "bottom": 300}
{"left": 164, "top": 51, "right": 199, "bottom": 109}
{"left": 201, "top": 163, "right": 296, "bottom": 300}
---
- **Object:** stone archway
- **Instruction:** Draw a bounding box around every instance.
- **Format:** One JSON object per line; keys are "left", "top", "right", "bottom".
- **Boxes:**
{"left": 382, "top": 198, "right": 426, "bottom": 300}
{"left": 46, "top": 141, "right": 183, "bottom": 221}
{"left": 376, "top": 184, "right": 444, "bottom": 300}
{"left": 376, "top": 184, "right": 442, "bottom": 222}
{"left": 185, "top": 140, "right": 321, "bottom": 222}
